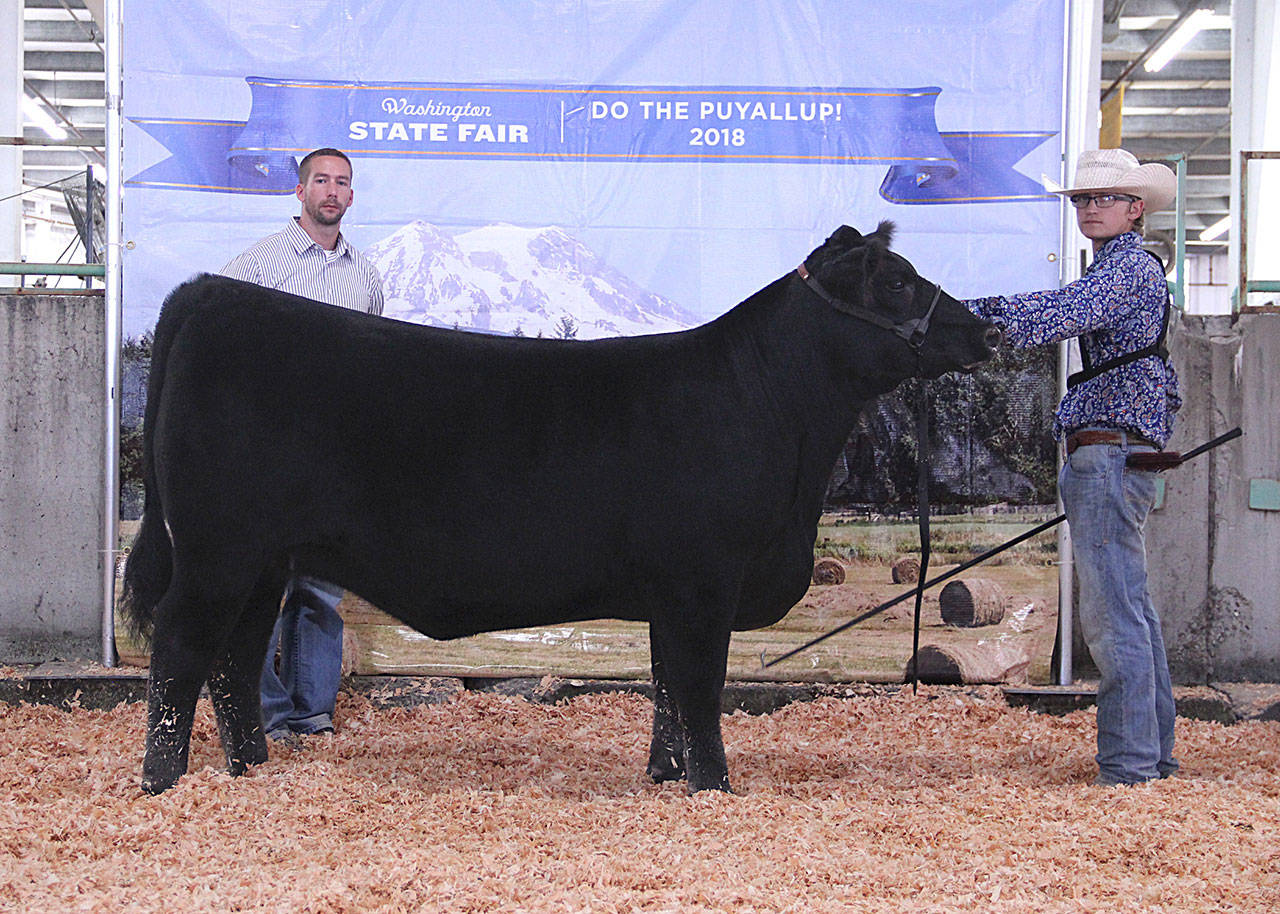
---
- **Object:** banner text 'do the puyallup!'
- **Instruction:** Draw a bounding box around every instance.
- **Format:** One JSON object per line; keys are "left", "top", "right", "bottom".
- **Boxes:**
{"left": 127, "top": 78, "right": 1053, "bottom": 204}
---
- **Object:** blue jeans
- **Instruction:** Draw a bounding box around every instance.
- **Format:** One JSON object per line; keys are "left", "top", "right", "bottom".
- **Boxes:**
{"left": 1061, "top": 433, "right": 1177, "bottom": 784}
{"left": 260, "top": 575, "right": 344, "bottom": 735}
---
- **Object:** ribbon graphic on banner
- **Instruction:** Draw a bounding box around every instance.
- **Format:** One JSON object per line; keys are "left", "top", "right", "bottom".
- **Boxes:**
{"left": 880, "top": 131, "right": 1058, "bottom": 204}
{"left": 127, "top": 77, "right": 1055, "bottom": 203}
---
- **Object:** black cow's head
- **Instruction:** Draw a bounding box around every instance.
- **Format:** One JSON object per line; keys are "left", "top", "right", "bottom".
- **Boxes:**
{"left": 801, "top": 222, "right": 1000, "bottom": 379}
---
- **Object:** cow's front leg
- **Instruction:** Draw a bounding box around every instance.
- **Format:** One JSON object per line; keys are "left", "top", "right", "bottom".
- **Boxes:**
{"left": 649, "top": 607, "right": 734, "bottom": 793}
{"left": 646, "top": 627, "right": 686, "bottom": 782}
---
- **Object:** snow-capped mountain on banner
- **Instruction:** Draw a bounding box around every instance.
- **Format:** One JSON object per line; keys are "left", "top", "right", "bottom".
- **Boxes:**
{"left": 362, "top": 221, "right": 698, "bottom": 339}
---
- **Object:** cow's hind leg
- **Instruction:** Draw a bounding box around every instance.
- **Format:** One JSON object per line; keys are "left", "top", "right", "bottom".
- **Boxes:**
{"left": 207, "top": 566, "right": 286, "bottom": 777}
{"left": 646, "top": 627, "right": 686, "bottom": 782}
{"left": 141, "top": 569, "right": 254, "bottom": 795}
{"left": 649, "top": 604, "right": 734, "bottom": 794}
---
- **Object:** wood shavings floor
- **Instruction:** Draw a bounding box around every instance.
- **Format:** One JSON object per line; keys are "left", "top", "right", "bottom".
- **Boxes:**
{"left": 1, "top": 687, "right": 1278, "bottom": 913}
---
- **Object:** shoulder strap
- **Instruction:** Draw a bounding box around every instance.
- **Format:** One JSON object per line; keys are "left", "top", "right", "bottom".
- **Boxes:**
{"left": 1067, "top": 250, "right": 1172, "bottom": 389}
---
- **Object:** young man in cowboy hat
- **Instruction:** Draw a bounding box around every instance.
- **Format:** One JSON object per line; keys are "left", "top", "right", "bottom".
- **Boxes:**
{"left": 966, "top": 148, "right": 1181, "bottom": 786}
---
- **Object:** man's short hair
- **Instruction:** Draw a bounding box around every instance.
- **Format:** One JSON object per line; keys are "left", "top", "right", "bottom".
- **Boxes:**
{"left": 298, "top": 148, "right": 352, "bottom": 184}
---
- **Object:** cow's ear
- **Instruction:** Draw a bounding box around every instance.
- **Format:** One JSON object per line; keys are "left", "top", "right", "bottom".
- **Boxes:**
{"left": 809, "top": 225, "right": 865, "bottom": 269}
{"left": 825, "top": 225, "right": 865, "bottom": 249}
{"left": 867, "top": 220, "right": 896, "bottom": 248}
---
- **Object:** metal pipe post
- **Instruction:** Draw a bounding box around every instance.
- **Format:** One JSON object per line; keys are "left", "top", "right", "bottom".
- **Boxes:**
{"left": 102, "top": 0, "right": 123, "bottom": 667}
{"left": 1239, "top": 150, "right": 1248, "bottom": 312}
{"left": 1173, "top": 153, "right": 1185, "bottom": 310}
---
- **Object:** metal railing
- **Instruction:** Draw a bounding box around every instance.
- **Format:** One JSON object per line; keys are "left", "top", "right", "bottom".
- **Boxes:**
{"left": 2, "top": 163, "right": 103, "bottom": 283}
{"left": 1166, "top": 152, "right": 1187, "bottom": 311}
{"left": 0, "top": 263, "right": 105, "bottom": 277}
{"left": 1239, "top": 151, "right": 1280, "bottom": 309}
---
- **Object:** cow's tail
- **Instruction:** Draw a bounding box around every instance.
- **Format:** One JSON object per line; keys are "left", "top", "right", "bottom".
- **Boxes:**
{"left": 119, "top": 277, "right": 203, "bottom": 643}
{"left": 119, "top": 490, "right": 170, "bottom": 644}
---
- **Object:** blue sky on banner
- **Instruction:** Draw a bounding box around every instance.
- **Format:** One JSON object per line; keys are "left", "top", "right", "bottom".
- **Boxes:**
{"left": 122, "top": 0, "right": 1066, "bottom": 337}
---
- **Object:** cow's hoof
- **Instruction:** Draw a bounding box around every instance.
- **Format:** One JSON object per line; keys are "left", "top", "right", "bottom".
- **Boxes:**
{"left": 646, "top": 753, "right": 687, "bottom": 783}
{"left": 686, "top": 772, "right": 733, "bottom": 794}
{"left": 141, "top": 753, "right": 187, "bottom": 795}
{"left": 140, "top": 771, "right": 178, "bottom": 795}
{"left": 226, "top": 744, "right": 269, "bottom": 777}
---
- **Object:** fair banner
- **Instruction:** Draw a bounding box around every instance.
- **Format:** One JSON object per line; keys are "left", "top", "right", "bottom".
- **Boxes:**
{"left": 122, "top": 0, "right": 1066, "bottom": 339}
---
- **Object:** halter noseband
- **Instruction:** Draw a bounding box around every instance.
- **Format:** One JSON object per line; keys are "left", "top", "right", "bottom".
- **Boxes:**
{"left": 796, "top": 261, "right": 944, "bottom": 351}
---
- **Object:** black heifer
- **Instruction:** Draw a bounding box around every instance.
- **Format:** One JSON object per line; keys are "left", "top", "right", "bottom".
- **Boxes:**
{"left": 122, "top": 222, "right": 998, "bottom": 795}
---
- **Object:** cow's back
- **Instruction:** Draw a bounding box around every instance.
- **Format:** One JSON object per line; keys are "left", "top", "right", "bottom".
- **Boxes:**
{"left": 151, "top": 275, "right": 809, "bottom": 637}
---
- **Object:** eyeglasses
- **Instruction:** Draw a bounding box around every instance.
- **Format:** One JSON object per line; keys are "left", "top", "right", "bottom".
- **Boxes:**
{"left": 1068, "top": 193, "right": 1139, "bottom": 209}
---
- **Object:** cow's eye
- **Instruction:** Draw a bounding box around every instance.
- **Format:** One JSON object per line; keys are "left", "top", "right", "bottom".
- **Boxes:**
{"left": 885, "top": 278, "right": 907, "bottom": 293}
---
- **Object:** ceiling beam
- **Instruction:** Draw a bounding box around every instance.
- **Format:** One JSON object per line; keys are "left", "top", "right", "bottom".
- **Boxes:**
{"left": 1121, "top": 113, "right": 1232, "bottom": 134}
{"left": 23, "top": 78, "right": 103, "bottom": 101}
{"left": 24, "top": 49, "right": 103, "bottom": 71}
{"left": 1103, "top": 28, "right": 1229, "bottom": 59}
{"left": 23, "top": 18, "right": 101, "bottom": 43}
{"left": 1123, "top": 136, "right": 1230, "bottom": 158}
{"left": 1122, "top": 87, "right": 1229, "bottom": 108}
{"left": 1103, "top": 58, "right": 1230, "bottom": 80}
{"left": 24, "top": 0, "right": 91, "bottom": 10}
{"left": 1117, "top": 0, "right": 1230, "bottom": 17}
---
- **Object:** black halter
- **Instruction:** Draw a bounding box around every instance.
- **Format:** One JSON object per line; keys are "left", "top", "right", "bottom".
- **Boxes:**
{"left": 796, "top": 259, "right": 942, "bottom": 691}
{"left": 796, "top": 261, "right": 944, "bottom": 351}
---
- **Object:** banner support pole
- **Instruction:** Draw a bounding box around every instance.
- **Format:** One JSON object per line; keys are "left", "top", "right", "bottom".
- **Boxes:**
{"left": 1054, "top": 0, "right": 1102, "bottom": 685}
{"left": 101, "top": 0, "right": 124, "bottom": 667}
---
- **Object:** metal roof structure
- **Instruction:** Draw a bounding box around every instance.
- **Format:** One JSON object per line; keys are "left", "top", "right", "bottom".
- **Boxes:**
{"left": 1103, "top": 0, "right": 1233, "bottom": 257}
{"left": 17, "top": 0, "right": 1234, "bottom": 260}
{"left": 20, "top": 1, "right": 104, "bottom": 189}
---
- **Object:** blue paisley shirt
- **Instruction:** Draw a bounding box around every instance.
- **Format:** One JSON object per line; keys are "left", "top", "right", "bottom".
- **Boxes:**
{"left": 965, "top": 231, "right": 1180, "bottom": 447}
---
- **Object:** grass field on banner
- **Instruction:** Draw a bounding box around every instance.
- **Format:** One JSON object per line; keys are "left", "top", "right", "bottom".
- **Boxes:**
{"left": 117, "top": 511, "right": 1061, "bottom": 684}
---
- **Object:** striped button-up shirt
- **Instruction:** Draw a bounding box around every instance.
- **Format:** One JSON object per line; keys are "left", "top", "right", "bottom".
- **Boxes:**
{"left": 220, "top": 217, "right": 384, "bottom": 315}
{"left": 964, "top": 231, "right": 1180, "bottom": 447}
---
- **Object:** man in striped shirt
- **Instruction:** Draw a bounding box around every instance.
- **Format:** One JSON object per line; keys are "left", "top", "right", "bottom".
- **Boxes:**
{"left": 220, "top": 147, "right": 383, "bottom": 743}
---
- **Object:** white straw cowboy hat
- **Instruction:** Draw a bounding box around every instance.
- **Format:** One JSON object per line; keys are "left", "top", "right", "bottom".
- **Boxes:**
{"left": 1055, "top": 148, "right": 1177, "bottom": 213}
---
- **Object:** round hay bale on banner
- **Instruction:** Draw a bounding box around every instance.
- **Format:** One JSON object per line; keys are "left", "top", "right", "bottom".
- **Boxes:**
{"left": 891, "top": 556, "right": 920, "bottom": 583}
{"left": 904, "top": 642, "right": 1030, "bottom": 684}
{"left": 341, "top": 627, "right": 362, "bottom": 676}
{"left": 939, "top": 578, "right": 1006, "bottom": 627}
{"left": 812, "top": 557, "right": 846, "bottom": 585}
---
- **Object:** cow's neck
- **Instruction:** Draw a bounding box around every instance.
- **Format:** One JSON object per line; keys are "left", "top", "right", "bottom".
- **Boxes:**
{"left": 721, "top": 275, "right": 914, "bottom": 486}
{"left": 743, "top": 277, "right": 908, "bottom": 418}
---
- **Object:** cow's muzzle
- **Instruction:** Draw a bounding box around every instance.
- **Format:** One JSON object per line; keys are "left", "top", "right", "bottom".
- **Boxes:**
{"left": 959, "top": 326, "right": 1003, "bottom": 372}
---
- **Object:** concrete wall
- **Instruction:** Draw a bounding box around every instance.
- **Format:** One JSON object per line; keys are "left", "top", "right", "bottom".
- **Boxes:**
{"left": 1149, "top": 312, "right": 1280, "bottom": 683}
{"left": 2, "top": 292, "right": 1278, "bottom": 679}
{"left": 1, "top": 291, "right": 105, "bottom": 662}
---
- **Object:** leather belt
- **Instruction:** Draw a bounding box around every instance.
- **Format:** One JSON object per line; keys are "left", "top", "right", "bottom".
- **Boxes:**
{"left": 1065, "top": 429, "right": 1158, "bottom": 455}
